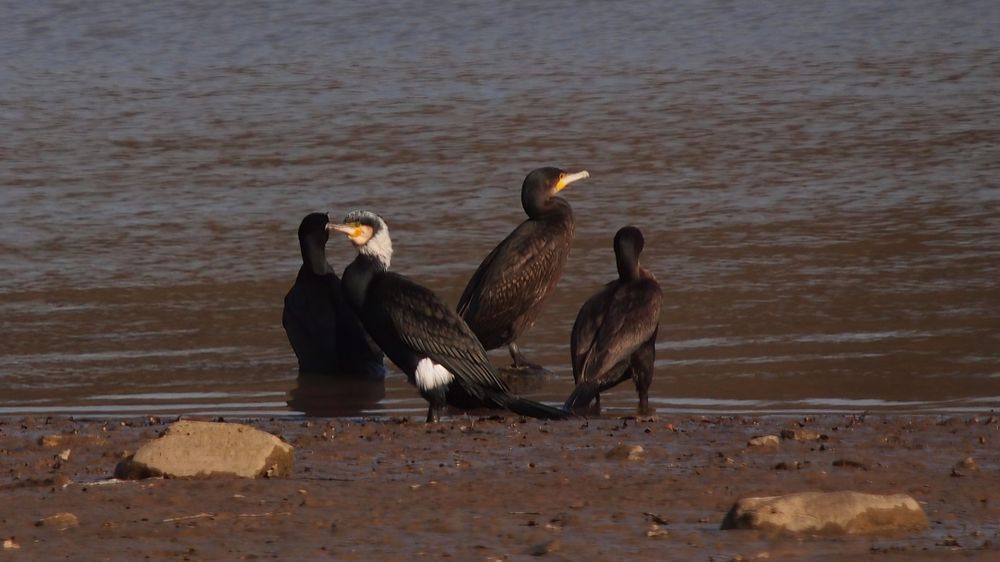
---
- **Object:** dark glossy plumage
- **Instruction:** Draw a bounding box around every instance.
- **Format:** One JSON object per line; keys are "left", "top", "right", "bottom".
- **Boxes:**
{"left": 457, "top": 167, "right": 589, "bottom": 368}
{"left": 564, "top": 226, "right": 662, "bottom": 414}
{"left": 282, "top": 213, "right": 386, "bottom": 377}
{"left": 333, "top": 210, "right": 570, "bottom": 422}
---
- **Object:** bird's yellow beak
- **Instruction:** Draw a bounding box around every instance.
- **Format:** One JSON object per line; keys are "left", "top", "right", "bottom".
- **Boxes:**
{"left": 555, "top": 170, "right": 590, "bottom": 192}
{"left": 329, "top": 223, "right": 360, "bottom": 237}
{"left": 329, "top": 222, "right": 373, "bottom": 246}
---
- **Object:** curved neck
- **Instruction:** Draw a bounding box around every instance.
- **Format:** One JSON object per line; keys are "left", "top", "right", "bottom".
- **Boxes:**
{"left": 524, "top": 194, "right": 572, "bottom": 220}
{"left": 341, "top": 254, "right": 379, "bottom": 309}
{"left": 359, "top": 229, "right": 392, "bottom": 271}
{"left": 300, "top": 234, "right": 332, "bottom": 275}
{"left": 615, "top": 244, "right": 641, "bottom": 281}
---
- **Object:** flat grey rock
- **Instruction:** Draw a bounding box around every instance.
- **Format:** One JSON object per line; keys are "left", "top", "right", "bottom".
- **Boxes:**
{"left": 115, "top": 420, "right": 293, "bottom": 479}
{"left": 721, "top": 491, "right": 927, "bottom": 535}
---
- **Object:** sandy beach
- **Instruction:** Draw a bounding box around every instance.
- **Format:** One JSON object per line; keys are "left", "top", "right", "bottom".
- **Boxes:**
{"left": 2, "top": 414, "right": 997, "bottom": 561}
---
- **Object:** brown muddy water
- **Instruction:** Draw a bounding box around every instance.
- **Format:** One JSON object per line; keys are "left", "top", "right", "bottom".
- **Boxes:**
{"left": 1, "top": 1, "right": 998, "bottom": 418}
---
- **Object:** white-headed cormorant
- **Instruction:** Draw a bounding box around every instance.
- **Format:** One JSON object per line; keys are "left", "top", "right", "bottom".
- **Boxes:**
{"left": 282, "top": 212, "right": 386, "bottom": 378}
{"left": 330, "top": 210, "right": 571, "bottom": 422}
{"left": 457, "top": 167, "right": 590, "bottom": 371}
{"left": 564, "top": 226, "right": 662, "bottom": 414}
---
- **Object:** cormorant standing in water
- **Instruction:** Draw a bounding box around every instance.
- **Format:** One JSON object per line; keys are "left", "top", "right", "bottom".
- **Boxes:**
{"left": 457, "top": 167, "right": 590, "bottom": 371}
{"left": 564, "top": 226, "right": 662, "bottom": 414}
{"left": 330, "top": 210, "right": 570, "bottom": 422}
{"left": 282, "top": 213, "right": 386, "bottom": 378}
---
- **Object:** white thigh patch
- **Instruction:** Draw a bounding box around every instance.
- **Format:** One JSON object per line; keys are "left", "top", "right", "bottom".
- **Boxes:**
{"left": 415, "top": 357, "right": 454, "bottom": 391}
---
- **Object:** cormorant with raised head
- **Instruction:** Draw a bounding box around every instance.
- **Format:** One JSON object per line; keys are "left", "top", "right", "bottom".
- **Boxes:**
{"left": 330, "top": 210, "right": 571, "bottom": 422}
{"left": 457, "top": 167, "right": 590, "bottom": 372}
{"left": 564, "top": 226, "right": 662, "bottom": 415}
{"left": 282, "top": 212, "right": 386, "bottom": 378}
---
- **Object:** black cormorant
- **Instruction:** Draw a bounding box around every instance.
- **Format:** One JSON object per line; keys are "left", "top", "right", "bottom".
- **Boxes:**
{"left": 564, "top": 226, "right": 662, "bottom": 414}
{"left": 457, "top": 167, "right": 590, "bottom": 371}
{"left": 282, "top": 212, "right": 386, "bottom": 378}
{"left": 330, "top": 210, "right": 571, "bottom": 422}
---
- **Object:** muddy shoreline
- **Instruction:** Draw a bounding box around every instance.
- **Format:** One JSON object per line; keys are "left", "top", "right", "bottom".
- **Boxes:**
{"left": 1, "top": 414, "right": 997, "bottom": 561}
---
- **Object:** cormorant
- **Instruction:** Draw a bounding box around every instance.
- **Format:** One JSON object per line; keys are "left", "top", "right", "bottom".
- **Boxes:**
{"left": 282, "top": 212, "right": 386, "bottom": 378}
{"left": 457, "top": 167, "right": 590, "bottom": 371}
{"left": 330, "top": 210, "right": 571, "bottom": 422}
{"left": 564, "top": 226, "right": 662, "bottom": 415}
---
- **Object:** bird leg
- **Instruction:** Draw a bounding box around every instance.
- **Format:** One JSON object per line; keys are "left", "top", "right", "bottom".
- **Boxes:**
{"left": 508, "top": 341, "right": 545, "bottom": 371}
{"left": 636, "top": 390, "right": 650, "bottom": 416}
{"left": 426, "top": 403, "right": 446, "bottom": 423}
{"left": 630, "top": 342, "right": 656, "bottom": 416}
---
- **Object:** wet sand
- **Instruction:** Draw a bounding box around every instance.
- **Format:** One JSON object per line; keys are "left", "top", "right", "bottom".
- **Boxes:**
{"left": 2, "top": 414, "right": 997, "bottom": 561}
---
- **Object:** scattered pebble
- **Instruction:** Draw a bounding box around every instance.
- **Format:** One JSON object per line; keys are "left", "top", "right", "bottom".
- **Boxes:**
{"left": 780, "top": 428, "right": 823, "bottom": 441}
{"left": 3, "top": 538, "right": 19, "bottom": 550}
{"left": 955, "top": 457, "right": 978, "bottom": 471}
{"left": 39, "top": 435, "right": 64, "bottom": 447}
{"left": 36, "top": 512, "right": 79, "bottom": 530}
{"left": 645, "top": 524, "right": 669, "bottom": 538}
{"left": 748, "top": 435, "right": 780, "bottom": 448}
{"left": 606, "top": 443, "right": 644, "bottom": 460}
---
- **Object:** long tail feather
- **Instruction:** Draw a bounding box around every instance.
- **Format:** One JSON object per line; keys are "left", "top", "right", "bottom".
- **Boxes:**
{"left": 502, "top": 396, "right": 571, "bottom": 420}
{"left": 563, "top": 381, "right": 600, "bottom": 413}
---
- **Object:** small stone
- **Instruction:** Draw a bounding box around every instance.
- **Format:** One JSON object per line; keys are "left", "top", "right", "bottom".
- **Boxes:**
{"left": 780, "top": 428, "right": 822, "bottom": 441}
{"left": 58, "top": 449, "right": 72, "bottom": 462}
{"left": 38, "top": 434, "right": 107, "bottom": 447}
{"left": 3, "top": 538, "right": 19, "bottom": 550}
{"left": 606, "top": 444, "right": 645, "bottom": 460}
{"left": 36, "top": 512, "right": 79, "bottom": 530}
{"left": 955, "top": 457, "right": 978, "bottom": 471}
{"left": 721, "top": 491, "right": 927, "bottom": 535}
{"left": 646, "top": 524, "right": 669, "bottom": 538}
{"left": 39, "top": 435, "right": 64, "bottom": 447}
{"left": 748, "top": 435, "right": 780, "bottom": 448}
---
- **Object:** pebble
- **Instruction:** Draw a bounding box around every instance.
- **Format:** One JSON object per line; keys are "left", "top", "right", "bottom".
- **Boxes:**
{"left": 748, "top": 435, "right": 780, "bottom": 448}
{"left": 780, "top": 428, "right": 823, "bottom": 441}
{"left": 606, "top": 443, "right": 645, "bottom": 460}
{"left": 36, "top": 512, "right": 79, "bottom": 530}
{"left": 39, "top": 435, "right": 64, "bottom": 447}
{"left": 955, "top": 457, "right": 978, "bottom": 471}
{"left": 645, "top": 524, "right": 669, "bottom": 538}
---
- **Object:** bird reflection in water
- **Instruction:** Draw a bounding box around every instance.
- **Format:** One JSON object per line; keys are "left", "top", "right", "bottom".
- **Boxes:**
{"left": 286, "top": 373, "right": 386, "bottom": 417}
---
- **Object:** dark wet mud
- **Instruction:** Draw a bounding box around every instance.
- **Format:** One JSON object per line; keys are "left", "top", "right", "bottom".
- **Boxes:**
{"left": 1, "top": 415, "right": 998, "bottom": 560}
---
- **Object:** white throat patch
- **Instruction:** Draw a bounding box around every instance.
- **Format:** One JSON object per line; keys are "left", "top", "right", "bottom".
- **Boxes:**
{"left": 360, "top": 226, "right": 393, "bottom": 269}
{"left": 415, "top": 357, "right": 454, "bottom": 391}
